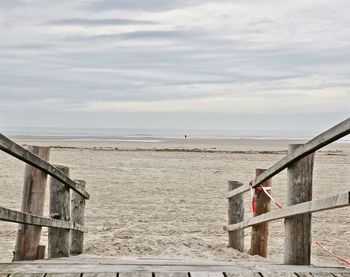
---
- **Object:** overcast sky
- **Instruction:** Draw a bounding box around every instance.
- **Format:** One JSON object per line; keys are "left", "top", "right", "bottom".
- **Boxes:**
{"left": 0, "top": 0, "right": 349, "bottom": 134}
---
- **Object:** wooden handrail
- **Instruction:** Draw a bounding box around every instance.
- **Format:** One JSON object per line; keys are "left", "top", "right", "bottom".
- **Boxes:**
{"left": 225, "top": 191, "right": 350, "bottom": 232}
{"left": 0, "top": 206, "right": 86, "bottom": 232}
{"left": 0, "top": 133, "right": 90, "bottom": 199}
{"left": 227, "top": 117, "right": 350, "bottom": 199}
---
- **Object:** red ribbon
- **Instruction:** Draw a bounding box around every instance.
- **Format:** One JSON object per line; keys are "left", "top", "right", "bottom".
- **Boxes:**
{"left": 315, "top": 241, "right": 350, "bottom": 267}
{"left": 249, "top": 181, "right": 256, "bottom": 214}
{"left": 249, "top": 181, "right": 282, "bottom": 215}
{"left": 258, "top": 185, "right": 283, "bottom": 209}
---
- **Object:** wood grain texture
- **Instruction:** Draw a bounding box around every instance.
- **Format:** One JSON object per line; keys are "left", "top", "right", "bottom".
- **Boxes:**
{"left": 227, "top": 181, "right": 244, "bottom": 252}
{"left": 225, "top": 191, "right": 349, "bottom": 231}
{"left": 1, "top": 273, "right": 349, "bottom": 277}
{"left": 37, "top": 245, "right": 46, "bottom": 260}
{"left": 299, "top": 273, "right": 332, "bottom": 277}
{"left": 82, "top": 272, "right": 118, "bottom": 277}
{"left": 0, "top": 259, "right": 349, "bottom": 275}
{"left": 225, "top": 273, "right": 261, "bottom": 277}
{"left": 38, "top": 273, "right": 345, "bottom": 277}
{"left": 190, "top": 273, "right": 224, "bottom": 277}
{"left": 48, "top": 165, "right": 71, "bottom": 258}
{"left": 0, "top": 206, "right": 85, "bottom": 231}
{"left": 155, "top": 273, "right": 189, "bottom": 277}
{"left": 284, "top": 144, "right": 314, "bottom": 265}
{"left": 119, "top": 273, "right": 152, "bottom": 277}
{"left": 249, "top": 169, "right": 271, "bottom": 258}
{"left": 258, "top": 273, "right": 296, "bottom": 277}
{"left": 0, "top": 133, "right": 89, "bottom": 199}
{"left": 227, "top": 117, "right": 350, "bottom": 199}
{"left": 7, "top": 273, "right": 46, "bottom": 277}
{"left": 45, "top": 273, "right": 80, "bottom": 277}
{"left": 70, "top": 180, "right": 86, "bottom": 255}
{"left": 1, "top": 256, "right": 350, "bottom": 276}
{"left": 14, "top": 146, "right": 50, "bottom": 261}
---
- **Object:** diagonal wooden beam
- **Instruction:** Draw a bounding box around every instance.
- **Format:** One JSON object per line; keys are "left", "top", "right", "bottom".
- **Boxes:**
{"left": 0, "top": 133, "right": 89, "bottom": 199}
{"left": 227, "top": 117, "right": 350, "bottom": 199}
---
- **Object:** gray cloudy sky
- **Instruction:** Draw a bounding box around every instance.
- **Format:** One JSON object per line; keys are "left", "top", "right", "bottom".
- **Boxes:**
{"left": 0, "top": 0, "right": 349, "bottom": 133}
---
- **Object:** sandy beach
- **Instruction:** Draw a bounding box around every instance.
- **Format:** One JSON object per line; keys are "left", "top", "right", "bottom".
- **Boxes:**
{"left": 0, "top": 137, "right": 349, "bottom": 267}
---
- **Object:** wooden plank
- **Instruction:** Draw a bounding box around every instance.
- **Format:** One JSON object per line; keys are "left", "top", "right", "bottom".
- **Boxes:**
{"left": 155, "top": 273, "right": 189, "bottom": 277}
{"left": 11, "top": 256, "right": 349, "bottom": 275}
{"left": 190, "top": 273, "right": 224, "bottom": 277}
{"left": 82, "top": 272, "right": 117, "bottom": 277}
{"left": 48, "top": 165, "right": 71, "bottom": 258}
{"left": 227, "top": 117, "right": 350, "bottom": 199}
{"left": 14, "top": 146, "right": 50, "bottom": 261}
{"left": 303, "top": 273, "right": 334, "bottom": 276}
{"left": 249, "top": 169, "right": 271, "bottom": 257}
{"left": 45, "top": 273, "right": 80, "bottom": 277}
{"left": 0, "top": 263, "right": 248, "bottom": 273}
{"left": 227, "top": 181, "right": 244, "bottom": 252}
{"left": 225, "top": 273, "right": 261, "bottom": 277}
{"left": 1, "top": 256, "right": 349, "bottom": 275}
{"left": 13, "top": 256, "right": 349, "bottom": 274}
{"left": 0, "top": 133, "right": 89, "bottom": 199}
{"left": 2, "top": 271, "right": 348, "bottom": 277}
{"left": 17, "top": 256, "right": 243, "bottom": 266}
{"left": 258, "top": 273, "right": 296, "bottom": 277}
{"left": 0, "top": 206, "right": 86, "bottom": 232}
{"left": 70, "top": 180, "right": 86, "bottom": 255}
{"left": 249, "top": 263, "right": 350, "bottom": 274}
{"left": 284, "top": 144, "right": 314, "bottom": 265}
{"left": 225, "top": 191, "right": 350, "bottom": 231}
{"left": 119, "top": 273, "right": 152, "bottom": 277}
{"left": 8, "top": 273, "right": 46, "bottom": 277}
{"left": 1, "top": 261, "right": 349, "bottom": 274}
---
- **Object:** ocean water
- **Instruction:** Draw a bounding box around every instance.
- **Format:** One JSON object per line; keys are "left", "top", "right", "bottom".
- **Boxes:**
{"left": 0, "top": 126, "right": 334, "bottom": 140}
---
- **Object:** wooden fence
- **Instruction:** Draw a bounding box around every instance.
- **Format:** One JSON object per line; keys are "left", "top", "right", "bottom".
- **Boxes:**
{"left": 1, "top": 118, "right": 349, "bottom": 264}
{"left": 0, "top": 133, "right": 89, "bottom": 261}
{"left": 225, "top": 117, "right": 350, "bottom": 265}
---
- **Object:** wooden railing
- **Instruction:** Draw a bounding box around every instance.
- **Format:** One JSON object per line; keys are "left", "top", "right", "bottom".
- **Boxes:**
{"left": 0, "top": 134, "right": 89, "bottom": 261}
{"left": 224, "top": 117, "right": 350, "bottom": 265}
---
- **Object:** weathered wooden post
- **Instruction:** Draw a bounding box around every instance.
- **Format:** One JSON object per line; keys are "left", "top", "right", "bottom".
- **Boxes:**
{"left": 14, "top": 146, "right": 50, "bottom": 261}
{"left": 227, "top": 181, "right": 244, "bottom": 252}
{"left": 48, "top": 165, "right": 71, "bottom": 258}
{"left": 284, "top": 144, "right": 314, "bottom": 265}
{"left": 250, "top": 168, "right": 271, "bottom": 257}
{"left": 70, "top": 180, "right": 86, "bottom": 255}
{"left": 37, "top": 245, "right": 46, "bottom": 259}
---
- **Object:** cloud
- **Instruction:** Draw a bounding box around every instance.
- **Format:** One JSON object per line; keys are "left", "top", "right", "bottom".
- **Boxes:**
{"left": 0, "top": 0, "right": 349, "bottom": 130}
{"left": 118, "top": 30, "right": 201, "bottom": 40}
{"left": 77, "top": 88, "right": 349, "bottom": 114}
{"left": 83, "top": 0, "right": 204, "bottom": 12}
{"left": 0, "top": 0, "right": 24, "bottom": 10}
{"left": 45, "top": 18, "right": 156, "bottom": 26}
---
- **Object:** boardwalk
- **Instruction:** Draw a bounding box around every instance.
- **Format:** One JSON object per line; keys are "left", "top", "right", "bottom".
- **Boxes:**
{"left": 1, "top": 255, "right": 350, "bottom": 276}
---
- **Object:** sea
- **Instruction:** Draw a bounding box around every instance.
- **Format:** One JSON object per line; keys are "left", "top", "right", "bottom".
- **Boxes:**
{"left": 2, "top": 126, "right": 346, "bottom": 141}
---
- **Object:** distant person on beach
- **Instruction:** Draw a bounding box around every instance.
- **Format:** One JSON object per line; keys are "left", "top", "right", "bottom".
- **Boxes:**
{"left": 185, "top": 134, "right": 187, "bottom": 139}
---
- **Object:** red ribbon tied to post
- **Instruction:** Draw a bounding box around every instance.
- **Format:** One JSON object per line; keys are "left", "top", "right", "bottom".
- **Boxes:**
{"left": 249, "top": 181, "right": 282, "bottom": 215}
{"left": 258, "top": 185, "right": 283, "bottom": 209}
{"left": 248, "top": 181, "right": 256, "bottom": 214}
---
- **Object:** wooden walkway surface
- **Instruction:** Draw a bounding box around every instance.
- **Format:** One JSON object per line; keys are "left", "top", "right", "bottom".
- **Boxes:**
{"left": 0, "top": 255, "right": 349, "bottom": 276}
